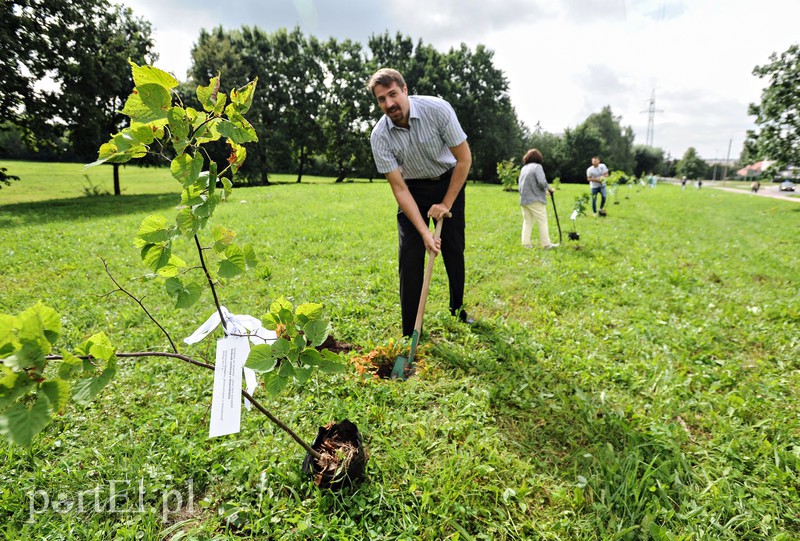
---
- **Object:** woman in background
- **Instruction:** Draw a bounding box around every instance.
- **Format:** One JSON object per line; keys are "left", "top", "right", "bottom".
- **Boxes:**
{"left": 518, "top": 148, "right": 558, "bottom": 250}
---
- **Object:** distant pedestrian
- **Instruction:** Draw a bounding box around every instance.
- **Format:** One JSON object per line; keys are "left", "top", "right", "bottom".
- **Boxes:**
{"left": 518, "top": 148, "right": 557, "bottom": 250}
{"left": 697, "top": 179, "right": 703, "bottom": 189}
{"left": 751, "top": 180, "right": 760, "bottom": 193}
{"left": 648, "top": 173, "right": 656, "bottom": 188}
{"left": 586, "top": 156, "right": 609, "bottom": 216}
{"left": 681, "top": 176, "right": 687, "bottom": 189}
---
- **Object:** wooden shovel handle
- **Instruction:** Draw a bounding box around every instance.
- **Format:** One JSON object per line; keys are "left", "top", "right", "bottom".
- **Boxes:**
{"left": 413, "top": 213, "right": 451, "bottom": 334}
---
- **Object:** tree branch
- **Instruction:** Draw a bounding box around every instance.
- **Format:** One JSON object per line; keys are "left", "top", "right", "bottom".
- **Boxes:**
{"left": 100, "top": 257, "right": 179, "bottom": 353}
{"left": 194, "top": 235, "right": 228, "bottom": 333}
{"left": 46, "top": 350, "right": 321, "bottom": 460}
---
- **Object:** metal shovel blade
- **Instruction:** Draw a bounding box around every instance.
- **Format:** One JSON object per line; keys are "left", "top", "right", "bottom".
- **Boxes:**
{"left": 391, "top": 329, "right": 420, "bottom": 381}
{"left": 390, "top": 355, "right": 409, "bottom": 380}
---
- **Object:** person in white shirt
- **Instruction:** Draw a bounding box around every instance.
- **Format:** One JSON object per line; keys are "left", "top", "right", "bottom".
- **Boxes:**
{"left": 368, "top": 68, "right": 474, "bottom": 335}
{"left": 586, "top": 156, "right": 609, "bottom": 216}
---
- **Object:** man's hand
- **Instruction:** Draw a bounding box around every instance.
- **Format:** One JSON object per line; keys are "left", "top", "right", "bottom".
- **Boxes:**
{"left": 423, "top": 230, "right": 442, "bottom": 255}
{"left": 427, "top": 203, "right": 450, "bottom": 220}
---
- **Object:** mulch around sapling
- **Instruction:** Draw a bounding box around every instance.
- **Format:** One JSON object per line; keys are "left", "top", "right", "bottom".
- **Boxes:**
{"left": 349, "top": 341, "right": 428, "bottom": 380}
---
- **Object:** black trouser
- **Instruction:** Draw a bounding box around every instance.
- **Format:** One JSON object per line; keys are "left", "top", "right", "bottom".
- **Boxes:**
{"left": 398, "top": 171, "right": 466, "bottom": 336}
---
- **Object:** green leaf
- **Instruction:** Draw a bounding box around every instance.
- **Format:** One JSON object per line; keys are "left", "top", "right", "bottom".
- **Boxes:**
{"left": 170, "top": 152, "right": 204, "bottom": 187}
{"left": 141, "top": 243, "right": 186, "bottom": 277}
{"left": 212, "top": 225, "right": 236, "bottom": 253}
{"left": 243, "top": 244, "right": 258, "bottom": 269}
{"left": 207, "top": 162, "right": 218, "bottom": 197}
{"left": 269, "top": 298, "right": 294, "bottom": 326}
{"left": 72, "top": 366, "right": 116, "bottom": 405}
{"left": 57, "top": 351, "right": 84, "bottom": 380}
{"left": 76, "top": 332, "right": 115, "bottom": 363}
{"left": 40, "top": 379, "right": 71, "bottom": 414}
{"left": 193, "top": 193, "right": 219, "bottom": 219}
{"left": 179, "top": 183, "right": 205, "bottom": 208}
{"left": 213, "top": 92, "right": 228, "bottom": 116}
{"left": 292, "top": 333, "right": 307, "bottom": 351}
{"left": 217, "top": 244, "right": 247, "bottom": 279}
{"left": 291, "top": 364, "right": 313, "bottom": 384}
{"left": 217, "top": 115, "right": 258, "bottom": 144}
{"left": 230, "top": 78, "right": 258, "bottom": 114}
{"left": 167, "top": 106, "right": 190, "bottom": 142}
{"left": 194, "top": 117, "right": 222, "bottom": 144}
{"left": 271, "top": 338, "right": 293, "bottom": 359}
{"left": 130, "top": 61, "right": 178, "bottom": 89}
{"left": 19, "top": 302, "right": 61, "bottom": 346}
{"left": 0, "top": 366, "right": 32, "bottom": 411}
{"left": 165, "top": 277, "right": 203, "bottom": 309}
{"left": 220, "top": 177, "right": 233, "bottom": 200}
{"left": 244, "top": 344, "right": 278, "bottom": 373}
{"left": 261, "top": 370, "right": 289, "bottom": 396}
{"left": 128, "top": 122, "right": 157, "bottom": 145}
{"left": 318, "top": 349, "right": 347, "bottom": 373}
{"left": 0, "top": 394, "right": 52, "bottom": 447}
{"left": 303, "top": 318, "right": 330, "bottom": 348}
{"left": 294, "top": 302, "right": 325, "bottom": 321}
{"left": 136, "top": 214, "right": 174, "bottom": 244}
{"left": 3, "top": 341, "right": 46, "bottom": 373}
{"left": 197, "top": 76, "right": 221, "bottom": 113}
{"left": 261, "top": 312, "right": 278, "bottom": 331}
{"left": 121, "top": 84, "right": 170, "bottom": 124}
{"left": 176, "top": 208, "right": 201, "bottom": 237}
{"left": 299, "top": 347, "right": 322, "bottom": 367}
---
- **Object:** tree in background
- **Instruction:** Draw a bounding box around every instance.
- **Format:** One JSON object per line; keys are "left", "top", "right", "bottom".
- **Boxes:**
{"left": 319, "top": 38, "right": 373, "bottom": 182}
{"left": 1, "top": 0, "right": 104, "bottom": 148}
{"left": 524, "top": 124, "right": 564, "bottom": 180}
{"left": 676, "top": 147, "right": 706, "bottom": 180}
{"left": 442, "top": 44, "right": 524, "bottom": 180}
{"left": 746, "top": 43, "right": 800, "bottom": 171}
{"left": 581, "top": 106, "right": 635, "bottom": 174}
{"left": 556, "top": 124, "right": 604, "bottom": 181}
{"left": 58, "top": 4, "right": 156, "bottom": 194}
{"left": 634, "top": 145, "right": 665, "bottom": 178}
{"left": 0, "top": 0, "right": 156, "bottom": 193}
{"left": 190, "top": 27, "right": 326, "bottom": 184}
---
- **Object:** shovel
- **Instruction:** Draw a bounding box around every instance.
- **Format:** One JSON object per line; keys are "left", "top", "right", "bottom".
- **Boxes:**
{"left": 391, "top": 213, "right": 449, "bottom": 380}
{"left": 549, "top": 190, "right": 562, "bottom": 245}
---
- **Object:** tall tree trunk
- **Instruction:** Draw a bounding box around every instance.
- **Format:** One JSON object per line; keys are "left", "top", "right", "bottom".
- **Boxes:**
{"left": 113, "top": 163, "right": 121, "bottom": 195}
{"left": 296, "top": 146, "right": 306, "bottom": 183}
{"left": 335, "top": 159, "right": 345, "bottom": 183}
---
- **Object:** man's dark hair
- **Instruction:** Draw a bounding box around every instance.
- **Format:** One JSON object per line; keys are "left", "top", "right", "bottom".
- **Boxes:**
{"left": 367, "top": 68, "right": 407, "bottom": 95}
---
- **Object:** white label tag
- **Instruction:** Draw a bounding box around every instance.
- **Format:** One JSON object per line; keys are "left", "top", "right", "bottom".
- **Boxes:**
{"left": 209, "top": 336, "right": 249, "bottom": 438}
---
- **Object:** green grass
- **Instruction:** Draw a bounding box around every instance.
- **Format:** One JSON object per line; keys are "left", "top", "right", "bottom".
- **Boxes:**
{"left": 1, "top": 163, "right": 799, "bottom": 540}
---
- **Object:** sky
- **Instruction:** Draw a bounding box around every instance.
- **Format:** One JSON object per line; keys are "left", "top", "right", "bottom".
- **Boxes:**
{"left": 117, "top": 0, "right": 799, "bottom": 162}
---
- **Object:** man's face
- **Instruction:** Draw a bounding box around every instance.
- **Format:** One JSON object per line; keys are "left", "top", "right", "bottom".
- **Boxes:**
{"left": 373, "top": 81, "right": 409, "bottom": 126}
{"left": 592, "top": 157, "right": 600, "bottom": 167}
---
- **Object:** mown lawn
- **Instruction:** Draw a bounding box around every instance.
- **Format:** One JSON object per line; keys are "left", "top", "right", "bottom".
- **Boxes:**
{"left": 1, "top": 161, "right": 799, "bottom": 540}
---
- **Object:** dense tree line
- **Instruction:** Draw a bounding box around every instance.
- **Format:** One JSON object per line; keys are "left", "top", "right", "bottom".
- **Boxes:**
{"left": 5, "top": 2, "right": 746, "bottom": 188}
{"left": 186, "top": 28, "right": 525, "bottom": 183}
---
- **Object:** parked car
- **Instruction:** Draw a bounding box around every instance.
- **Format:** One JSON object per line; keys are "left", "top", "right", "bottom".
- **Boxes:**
{"left": 779, "top": 180, "right": 795, "bottom": 192}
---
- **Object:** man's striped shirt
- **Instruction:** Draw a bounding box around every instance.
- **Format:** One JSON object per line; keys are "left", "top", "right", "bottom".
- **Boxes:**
{"left": 370, "top": 95, "right": 467, "bottom": 180}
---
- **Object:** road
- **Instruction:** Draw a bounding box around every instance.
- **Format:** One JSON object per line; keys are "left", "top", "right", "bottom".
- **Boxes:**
{"left": 660, "top": 178, "right": 800, "bottom": 203}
